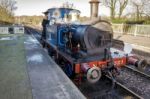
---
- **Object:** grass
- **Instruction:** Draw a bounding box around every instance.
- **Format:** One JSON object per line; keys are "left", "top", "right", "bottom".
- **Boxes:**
{"left": 0, "top": 34, "right": 33, "bottom": 99}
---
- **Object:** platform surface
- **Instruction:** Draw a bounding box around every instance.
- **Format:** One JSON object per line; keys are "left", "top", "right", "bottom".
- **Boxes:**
{"left": 0, "top": 34, "right": 85, "bottom": 99}
{"left": 114, "top": 34, "right": 150, "bottom": 63}
{"left": 114, "top": 34, "right": 150, "bottom": 48}
{"left": 0, "top": 34, "right": 32, "bottom": 99}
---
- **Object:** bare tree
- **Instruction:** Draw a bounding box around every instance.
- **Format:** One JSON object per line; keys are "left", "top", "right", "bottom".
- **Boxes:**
{"left": 101, "top": 0, "right": 117, "bottom": 19}
{"left": 0, "top": 0, "right": 17, "bottom": 14}
{"left": 143, "top": 0, "right": 150, "bottom": 18}
{"left": 130, "top": 0, "right": 150, "bottom": 21}
{"left": 0, "top": 0, "right": 17, "bottom": 24}
{"left": 118, "top": 0, "right": 128, "bottom": 19}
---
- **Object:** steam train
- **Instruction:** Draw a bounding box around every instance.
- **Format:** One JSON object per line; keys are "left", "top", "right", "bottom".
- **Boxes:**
{"left": 43, "top": 8, "right": 147, "bottom": 83}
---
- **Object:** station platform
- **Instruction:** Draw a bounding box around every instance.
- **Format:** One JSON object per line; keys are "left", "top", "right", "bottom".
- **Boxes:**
{"left": 114, "top": 34, "right": 150, "bottom": 53}
{"left": 0, "top": 34, "right": 85, "bottom": 99}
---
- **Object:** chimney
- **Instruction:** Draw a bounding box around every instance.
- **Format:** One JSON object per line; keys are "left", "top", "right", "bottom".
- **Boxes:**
{"left": 89, "top": 0, "right": 100, "bottom": 19}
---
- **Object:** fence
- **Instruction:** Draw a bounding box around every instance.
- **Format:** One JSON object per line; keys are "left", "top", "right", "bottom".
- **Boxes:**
{"left": 0, "top": 25, "right": 24, "bottom": 34}
{"left": 112, "top": 24, "right": 150, "bottom": 37}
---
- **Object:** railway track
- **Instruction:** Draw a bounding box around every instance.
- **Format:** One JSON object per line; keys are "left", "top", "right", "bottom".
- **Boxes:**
{"left": 125, "top": 65, "right": 150, "bottom": 79}
{"left": 106, "top": 64, "right": 150, "bottom": 99}
{"left": 78, "top": 75, "right": 143, "bottom": 99}
{"left": 106, "top": 75, "right": 143, "bottom": 99}
{"left": 115, "top": 65, "right": 150, "bottom": 99}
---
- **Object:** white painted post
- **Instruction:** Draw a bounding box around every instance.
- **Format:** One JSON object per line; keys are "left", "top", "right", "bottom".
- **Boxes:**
{"left": 134, "top": 24, "right": 138, "bottom": 37}
{"left": 121, "top": 23, "right": 124, "bottom": 35}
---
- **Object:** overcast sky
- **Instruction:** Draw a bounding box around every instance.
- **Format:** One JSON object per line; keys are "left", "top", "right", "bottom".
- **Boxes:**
{"left": 15, "top": 0, "right": 110, "bottom": 16}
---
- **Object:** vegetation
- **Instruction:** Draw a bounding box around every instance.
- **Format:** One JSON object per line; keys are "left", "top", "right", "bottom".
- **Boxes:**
{"left": 111, "top": 18, "right": 150, "bottom": 25}
{"left": 15, "top": 15, "right": 43, "bottom": 26}
{"left": 0, "top": 0, "right": 17, "bottom": 25}
{"left": 101, "top": 0, "right": 129, "bottom": 20}
{"left": 0, "top": 7, "right": 13, "bottom": 24}
{"left": 101, "top": 0, "right": 150, "bottom": 24}
{"left": 0, "top": 0, "right": 149, "bottom": 25}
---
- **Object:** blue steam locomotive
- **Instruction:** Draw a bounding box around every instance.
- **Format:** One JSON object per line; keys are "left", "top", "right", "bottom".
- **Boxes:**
{"left": 44, "top": 7, "right": 147, "bottom": 83}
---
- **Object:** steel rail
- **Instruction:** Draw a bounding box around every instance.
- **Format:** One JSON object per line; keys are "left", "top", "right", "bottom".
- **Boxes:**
{"left": 106, "top": 75, "right": 143, "bottom": 99}
{"left": 124, "top": 65, "right": 150, "bottom": 79}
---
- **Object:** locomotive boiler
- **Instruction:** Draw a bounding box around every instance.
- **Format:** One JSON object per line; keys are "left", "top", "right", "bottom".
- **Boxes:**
{"left": 44, "top": 7, "right": 147, "bottom": 83}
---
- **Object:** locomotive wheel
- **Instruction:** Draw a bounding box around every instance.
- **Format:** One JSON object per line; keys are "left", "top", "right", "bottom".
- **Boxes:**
{"left": 137, "top": 59, "right": 147, "bottom": 71}
{"left": 87, "top": 66, "right": 101, "bottom": 83}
